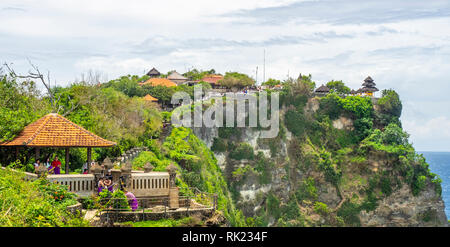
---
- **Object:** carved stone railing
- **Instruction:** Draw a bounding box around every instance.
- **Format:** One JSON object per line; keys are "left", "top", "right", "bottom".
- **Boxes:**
{"left": 130, "top": 172, "right": 170, "bottom": 197}
{"left": 47, "top": 174, "right": 95, "bottom": 197}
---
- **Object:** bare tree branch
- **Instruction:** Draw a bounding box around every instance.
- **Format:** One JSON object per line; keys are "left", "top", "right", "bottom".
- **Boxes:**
{"left": 3, "top": 60, "right": 56, "bottom": 111}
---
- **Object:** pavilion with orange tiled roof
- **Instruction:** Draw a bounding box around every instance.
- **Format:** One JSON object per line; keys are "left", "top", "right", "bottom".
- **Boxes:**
{"left": 139, "top": 78, "right": 177, "bottom": 87}
{"left": 143, "top": 94, "right": 158, "bottom": 102}
{"left": 0, "top": 113, "right": 116, "bottom": 174}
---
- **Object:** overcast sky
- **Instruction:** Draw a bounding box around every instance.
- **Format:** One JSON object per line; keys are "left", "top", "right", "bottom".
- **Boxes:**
{"left": 1, "top": 0, "right": 450, "bottom": 151}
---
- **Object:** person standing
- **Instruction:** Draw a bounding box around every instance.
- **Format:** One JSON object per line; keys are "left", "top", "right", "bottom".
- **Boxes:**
{"left": 82, "top": 162, "right": 89, "bottom": 174}
{"left": 51, "top": 156, "right": 62, "bottom": 175}
{"left": 44, "top": 157, "right": 53, "bottom": 174}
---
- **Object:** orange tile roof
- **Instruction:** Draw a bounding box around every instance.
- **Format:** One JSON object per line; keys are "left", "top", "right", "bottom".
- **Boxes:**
{"left": 201, "top": 74, "right": 224, "bottom": 85}
{"left": 0, "top": 113, "right": 116, "bottom": 147}
{"left": 143, "top": 94, "right": 158, "bottom": 102}
{"left": 139, "top": 78, "right": 177, "bottom": 87}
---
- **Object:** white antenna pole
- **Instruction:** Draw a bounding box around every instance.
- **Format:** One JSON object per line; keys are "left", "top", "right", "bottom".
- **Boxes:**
{"left": 256, "top": 66, "right": 258, "bottom": 85}
{"left": 263, "top": 49, "right": 266, "bottom": 83}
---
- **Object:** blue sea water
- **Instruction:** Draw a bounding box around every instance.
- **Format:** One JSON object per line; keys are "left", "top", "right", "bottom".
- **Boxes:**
{"left": 421, "top": 151, "right": 450, "bottom": 219}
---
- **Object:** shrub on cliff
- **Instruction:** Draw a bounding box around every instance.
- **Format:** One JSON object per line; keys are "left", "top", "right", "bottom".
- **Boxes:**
{"left": 229, "top": 143, "right": 255, "bottom": 160}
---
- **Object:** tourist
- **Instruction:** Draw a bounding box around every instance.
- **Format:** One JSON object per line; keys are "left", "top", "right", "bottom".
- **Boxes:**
{"left": 51, "top": 156, "right": 62, "bottom": 174}
{"left": 104, "top": 177, "right": 114, "bottom": 192}
{"left": 123, "top": 188, "right": 138, "bottom": 211}
{"left": 44, "top": 158, "right": 51, "bottom": 169}
{"left": 44, "top": 157, "right": 53, "bottom": 174}
{"left": 97, "top": 177, "right": 107, "bottom": 194}
{"left": 82, "top": 162, "right": 89, "bottom": 174}
{"left": 33, "top": 160, "right": 40, "bottom": 172}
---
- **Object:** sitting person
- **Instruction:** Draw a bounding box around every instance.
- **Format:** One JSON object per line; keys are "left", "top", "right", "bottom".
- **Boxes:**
{"left": 123, "top": 188, "right": 138, "bottom": 211}
{"left": 103, "top": 177, "right": 114, "bottom": 192}
{"left": 97, "top": 177, "right": 107, "bottom": 194}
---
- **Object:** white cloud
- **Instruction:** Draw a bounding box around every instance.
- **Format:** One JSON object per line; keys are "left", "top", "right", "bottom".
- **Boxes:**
{"left": 2, "top": 0, "right": 450, "bottom": 150}
{"left": 403, "top": 116, "right": 450, "bottom": 151}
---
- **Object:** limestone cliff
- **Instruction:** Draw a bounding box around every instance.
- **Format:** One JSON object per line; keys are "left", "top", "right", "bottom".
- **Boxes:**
{"left": 193, "top": 94, "right": 448, "bottom": 227}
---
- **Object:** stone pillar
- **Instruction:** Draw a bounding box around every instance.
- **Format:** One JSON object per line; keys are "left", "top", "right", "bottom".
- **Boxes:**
{"left": 144, "top": 162, "right": 154, "bottom": 173}
{"left": 169, "top": 187, "right": 179, "bottom": 209}
{"left": 120, "top": 160, "right": 132, "bottom": 189}
{"left": 103, "top": 157, "right": 113, "bottom": 176}
{"left": 166, "top": 163, "right": 179, "bottom": 209}
{"left": 90, "top": 162, "right": 102, "bottom": 190}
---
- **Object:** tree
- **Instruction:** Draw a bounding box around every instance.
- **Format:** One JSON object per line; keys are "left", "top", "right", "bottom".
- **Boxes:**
{"left": 182, "top": 68, "right": 216, "bottom": 81}
{"left": 378, "top": 89, "right": 402, "bottom": 118}
{"left": 219, "top": 72, "right": 254, "bottom": 89}
{"left": 262, "top": 78, "right": 281, "bottom": 87}
{"left": 326, "top": 80, "right": 350, "bottom": 94}
{"left": 102, "top": 75, "right": 146, "bottom": 97}
{"left": 381, "top": 123, "right": 409, "bottom": 146}
{"left": 0, "top": 75, "right": 49, "bottom": 142}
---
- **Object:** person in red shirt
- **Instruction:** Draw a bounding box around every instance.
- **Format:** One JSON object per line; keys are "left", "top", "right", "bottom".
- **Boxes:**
{"left": 51, "top": 156, "right": 62, "bottom": 174}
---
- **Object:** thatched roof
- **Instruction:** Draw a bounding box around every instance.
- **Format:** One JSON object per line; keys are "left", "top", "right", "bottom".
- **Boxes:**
{"left": 315, "top": 84, "right": 330, "bottom": 93}
{"left": 146, "top": 67, "right": 160, "bottom": 77}
{"left": 360, "top": 86, "right": 379, "bottom": 92}
{"left": 360, "top": 76, "right": 378, "bottom": 92}
{"left": 364, "top": 76, "right": 374, "bottom": 83}
{"left": 0, "top": 113, "right": 116, "bottom": 147}
{"left": 167, "top": 71, "right": 188, "bottom": 81}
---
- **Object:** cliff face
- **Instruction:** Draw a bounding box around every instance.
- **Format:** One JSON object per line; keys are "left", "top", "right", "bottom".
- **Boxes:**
{"left": 360, "top": 184, "right": 447, "bottom": 226}
{"left": 193, "top": 95, "right": 448, "bottom": 227}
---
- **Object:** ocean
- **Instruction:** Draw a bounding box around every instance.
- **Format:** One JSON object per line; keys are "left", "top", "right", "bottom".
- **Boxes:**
{"left": 421, "top": 151, "right": 450, "bottom": 220}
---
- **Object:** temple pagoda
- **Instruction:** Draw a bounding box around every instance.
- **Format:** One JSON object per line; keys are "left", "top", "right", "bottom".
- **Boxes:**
{"left": 359, "top": 76, "right": 379, "bottom": 96}
{"left": 315, "top": 84, "right": 330, "bottom": 94}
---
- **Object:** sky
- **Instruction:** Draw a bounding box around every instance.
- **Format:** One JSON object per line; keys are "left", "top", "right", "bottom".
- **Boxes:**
{"left": 1, "top": 0, "right": 450, "bottom": 151}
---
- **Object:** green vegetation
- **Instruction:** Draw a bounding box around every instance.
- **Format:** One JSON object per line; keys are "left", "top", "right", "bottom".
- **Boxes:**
{"left": 182, "top": 68, "right": 216, "bottom": 81}
{"left": 160, "top": 127, "right": 246, "bottom": 226}
{"left": 262, "top": 78, "right": 281, "bottom": 87}
{"left": 326, "top": 80, "right": 350, "bottom": 94}
{"left": 229, "top": 143, "right": 255, "bottom": 160}
{"left": 0, "top": 168, "right": 87, "bottom": 226}
{"left": 0, "top": 67, "right": 443, "bottom": 227}
{"left": 219, "top": 72, "right": 255, "bottom": 89}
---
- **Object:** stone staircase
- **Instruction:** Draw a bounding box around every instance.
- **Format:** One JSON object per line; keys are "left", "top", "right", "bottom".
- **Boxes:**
{"left": 115, "top": 147, "right": 148, "bottom": 165}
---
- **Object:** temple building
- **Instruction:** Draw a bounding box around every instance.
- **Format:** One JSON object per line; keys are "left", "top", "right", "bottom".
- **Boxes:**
{"left": 358, "top": 76, "right": 379, "bottom": 96}
{"left": 315, "top": 84, "right": 330, "bottom": 94}
{"left": 146, "top": 67, "right": 161, "bottom": 78}
{"left": 167, "top": 71, "right": 188, "bottom": 85}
